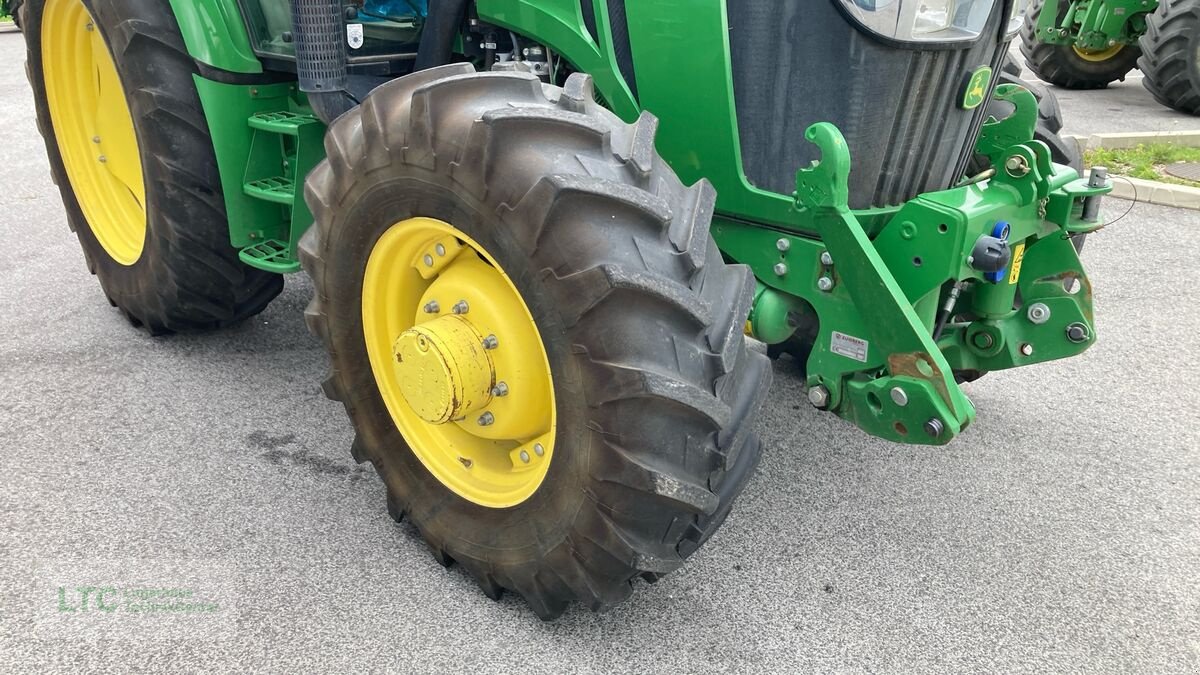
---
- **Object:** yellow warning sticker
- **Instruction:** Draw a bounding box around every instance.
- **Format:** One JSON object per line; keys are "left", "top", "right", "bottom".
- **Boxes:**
{"left": 1008, "top": 243, "right": 1026, "bottom": 285}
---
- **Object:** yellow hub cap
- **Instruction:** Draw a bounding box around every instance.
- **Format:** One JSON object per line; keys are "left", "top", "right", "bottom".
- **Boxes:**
{"left": 363, "top": 217, "right": 556, "bottom": 508}
{"left": 1073, "top": 43, "right": 1125, "bottom": 63}
{"left": 43, "top": 0, "right": 147, "bottom": 265}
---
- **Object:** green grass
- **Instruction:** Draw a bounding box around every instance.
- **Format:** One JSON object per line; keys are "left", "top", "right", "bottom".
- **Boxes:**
{"left": 1085, "top": 143, "right": 1200, "bottom": 187}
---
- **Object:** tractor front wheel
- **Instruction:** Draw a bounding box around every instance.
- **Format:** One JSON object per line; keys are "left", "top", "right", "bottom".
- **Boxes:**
{"left": 22, "top": 0, "right": 282, "bottom": 332}
{"left": 300, "top": 65, "right": 771, "bottom": 619}
{"left": 1020, "top": 0, "right": 1142, "bottom": 89}
{"left": 1138, "top": 0, "right": 1200, "bottom": 114}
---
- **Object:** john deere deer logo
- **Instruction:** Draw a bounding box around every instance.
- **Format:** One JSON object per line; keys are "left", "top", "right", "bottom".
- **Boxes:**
{"left": 961, "top": 66, "right": 993, "bottom": 110}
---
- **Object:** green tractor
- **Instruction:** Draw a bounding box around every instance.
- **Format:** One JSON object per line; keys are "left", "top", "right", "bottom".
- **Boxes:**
{"left": 16, "top": 0, "right": 1110, "bottom": 618}
{"left": 1021, "top": 0, "right": 1200, "bottom": 113}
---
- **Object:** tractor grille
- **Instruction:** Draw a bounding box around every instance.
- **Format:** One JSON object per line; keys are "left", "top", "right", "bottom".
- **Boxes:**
{"left": 728, "top": 1, "right": 1010, "bottom": 209}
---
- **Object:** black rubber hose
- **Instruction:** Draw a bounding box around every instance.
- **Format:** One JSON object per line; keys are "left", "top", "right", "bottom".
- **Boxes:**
{"left": 414, "top": 0, "right": 470, "bottom": 70}
{"left": 292, "top": 0, "right": 356, "bottom": 123}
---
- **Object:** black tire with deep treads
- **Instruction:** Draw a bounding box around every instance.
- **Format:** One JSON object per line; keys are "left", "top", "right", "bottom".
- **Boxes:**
{"left": 21, "top": 0, "right": 282, "bottom": 333}
{"left": 300, "top": 64, "right": 772, "bottom": 619}
{"left": 1020, "top": 0, "right": 1142, "bottom": 89}
{"left": 987, "top": 56, "right": 1083, "bottom": 172}
{"left": 7, "top": 0, "right": 24, "bottom": 29}
{"left": 1138, "top": 0, "right": 1200, "bottom": 114}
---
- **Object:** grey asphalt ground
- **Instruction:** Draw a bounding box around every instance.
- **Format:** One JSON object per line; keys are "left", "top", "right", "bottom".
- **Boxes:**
{"left": 1008, "top": 44, "right": 1196, "bottom": 137}
{"left": 2, "top": 28, "right": 1200, "bottom": 673}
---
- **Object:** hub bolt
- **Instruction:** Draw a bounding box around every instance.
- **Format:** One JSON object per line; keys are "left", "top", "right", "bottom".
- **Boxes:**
{"left": 534, "top": 443, "right": 545, "bottom": 457}
{"left": 808, "top": 385, "right": 830, "bottom": 409}
{"left": 423, "top": 300, "right": 440, "bottom": 314}
{"left": 491, "top": 381, "right": 509, "bottom": 397}
{"left": 423, "top": 254, "right": 434, "bottom": 267}
{"left": 97, "top": 155, "right": 107, "bottom": 163}
{"left": 1019, "top": 343, "right": 1034, "bottom": 356}
{"left": 776, "top": 238, "right": 790, "bottom": 252}
{"left": 482, "top": 334, "right": 499, "bottom": 350}
{"left": 820, "top": 251, "right": 833, "bottom": 266}
{"left": 817, "top": 276, "right": 834, "bottom": 292}
{"left": 519, "top": 450, "right": 530, "bottom": 463}
{"left": 435, "top": 243, "right": 446, "bottom": 256}
{"left": 477, "top": 412, "right": 494, "bottom": 426}
{"left": 890, "top": 387, "right": 908, "bottom": 407}
{"left": 451, "top": 300, "right": 469, "bottom": 314}
{"left": 92, "top": 136, "right": 101, "bottom": 144}
{"left": 774, "top": 263, "right": 788, "bottom": 276}
{"left": 1026, "top": 303, "right": 1051, "bottom": 325}
{"left": 924, "top": 418, "right": 945, "bottom": 438}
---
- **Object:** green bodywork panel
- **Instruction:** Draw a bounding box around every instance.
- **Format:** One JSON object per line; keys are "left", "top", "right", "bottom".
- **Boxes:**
{"left": 1035, "top": 0, "right": 1158, "bottom": 49}
{"left": 167, "top": 0, "right": 263, "bottom": 73}
{"left": 169, "top": 0, "right": 1112, "bottom": 445}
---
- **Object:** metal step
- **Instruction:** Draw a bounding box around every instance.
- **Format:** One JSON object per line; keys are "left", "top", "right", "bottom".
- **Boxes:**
{"left": 238, "top": 239, "right": 301, "bottom": 274}
{"left": 247, "top": 111, "right": 321, "bottom": 136}
{"left": 243, "top": 175, "right": 296, "bottom": 205}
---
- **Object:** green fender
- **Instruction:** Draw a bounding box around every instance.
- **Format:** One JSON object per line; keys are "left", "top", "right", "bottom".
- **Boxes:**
{"left": 167, "top": 0, "right": 263, "bottom": 74}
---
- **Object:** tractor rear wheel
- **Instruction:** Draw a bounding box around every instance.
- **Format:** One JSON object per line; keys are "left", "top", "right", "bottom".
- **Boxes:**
{"left": 1020, "top": 0, "right": 1142, "bottom": 89}
{"left": 22, "top": 0, "right": 282, "bottom": 333}
{"left": 300, "top": 65, "right": 771, "bottom": 619}
{"left": 1138, "top": 0, "right": 1200, "bottom": 114}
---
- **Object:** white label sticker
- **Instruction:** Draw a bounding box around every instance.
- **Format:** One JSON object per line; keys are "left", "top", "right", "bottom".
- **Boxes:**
{"left": 831, "top": 331, "right": 869, "bottom": 362}
{"left": 347, "top": 23, "right": 364, "bottom": 50}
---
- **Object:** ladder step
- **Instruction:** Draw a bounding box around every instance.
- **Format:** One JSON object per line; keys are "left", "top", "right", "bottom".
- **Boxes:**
{"left": 248, "top": 111, "right": 322, "bottom": 136}
{"left": 244, "top": 176, "right": 295, "bottom": 204}
{"left": 239, "top": 239, "right": 300, "bottom": 274}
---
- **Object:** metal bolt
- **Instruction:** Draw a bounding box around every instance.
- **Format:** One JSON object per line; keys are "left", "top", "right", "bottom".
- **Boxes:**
{"left": 1066, "top": 323, "right": 1090, "bottom": 343}
{"left": 972, "top": 332, "right": 994, "bottom": 349}
{"left": 423, "top": 300, "right": 440, "bottom": 314}
{"left": 423, "top": 254, "right": 434, "bottom": 267}
{"left": 519, "top": 450, "right": 530, "bottom": 463}
{"left": 491, "top": 381, "right": 509, "bottom": 397}
{"left": 820, "top": 251, "right": 834, "bottom": 266}
{"left": 1026, "top": 303, "right": 1051, "bottom": 325}
{"left": 817, "top": 276, "right": 834, "bottom": 292}
{"left": 773, "top": 263, "right": 788, "bottom": 276}
{"left": 435, "top": 243, "right": 446, "bottom": 256}
{"left": 451, "top": 300, "right": 469, "bottom": 314}
{"left": 1019, "top": 343, "right": 1034, "bottom": 356}
{"left": 808, "top": 385, "right": 830, "bottom": 409}
{"left": 85, "top": 22, "right": 94, "bottom": 31}
{"left": 534, "top": 443, "right": 545, "bottom": 457}
{"left": 776, "top": 238, "right": 791, "bottom": 252}
{"left": 477, "top": 412, "right": 495, "bottom": 426}
{"left": 482, "top": 334, "right": 499, "bottom": 350}
{"left": 890, "top": 387, "right": 909, "bottom": 407}
{"left": 924, "top": 418, "right": 945, "bottom": 438}
{"left": 458, "top": 457, "right": 473, "bottom": 468}
{"left": 97, "top": 155, "right": 107, "bottom": 163}
{"left": 92, "top": 136, "right": 101, "bottom": 144}
{"left": 1005, "top": 155, "right": 1031, "bottom": 177}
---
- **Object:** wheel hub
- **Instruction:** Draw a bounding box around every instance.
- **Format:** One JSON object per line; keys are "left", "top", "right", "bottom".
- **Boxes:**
{"left": 392, "top": 315, "right": 495, "bottom": 424}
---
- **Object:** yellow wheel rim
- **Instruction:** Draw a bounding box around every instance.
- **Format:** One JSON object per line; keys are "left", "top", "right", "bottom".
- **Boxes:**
{"left": 363, "top": 217, "right": 556, "bottom": 508}
{"left": 43, "top": 0, "right": 147, "bottom": 266}
{"left": 1073, "top": 43, "right": 1125, "bottom": 63}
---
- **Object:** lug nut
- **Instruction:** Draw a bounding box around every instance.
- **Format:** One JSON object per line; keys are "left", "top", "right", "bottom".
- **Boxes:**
{"left": 477, "top": 412, "right": 494, "bottom": 426}
{"left": 92, "top": 136, "right": 101, "bottom": 144}
{"left": 97, "top": 155, "right": 107, "bottom": 163}
{"left": 773, "top": 263, "right": 788, "bottom": 276}
{"left": 451, "top": 300, "right": 469, "bottom": 314}
{"left": 491, "top": 381, "right": 509, "bottom": 397}
{"left": 435, "top": 243, "right": 446, "bottom": 256}
{"left": 776, "top": 238, "right": 790, "bottom": 252}
{"left": 1066, "top": 323, "right": 1090, "bottom": 343}
{"left": 423, "top": 254, "right": 434, "bottom": 267}
{"left": 423, "top": 300, "right": 440, "bottom": 314}
{"left": 808, "top": 385, "right": 830, "bottom": 409}
{"left": 1026, "top": 303, "right": 1051, "bottom": 324}
{"left": 1019, "top": 343, "right": 1034, "bottom": 356}
{"left": 519, "top": 450, "right": 530, "bottom": 463}
{"left": 482, "top": 334, "right": 499, "bottom": 350}
{"left": 820, "top": 251, "right": 833, "bottom": 266}
{"left": 534, "top": 443, "right": 545, "bottom": 457}
{"left": 924, "top": 418, "right": 945, "bottom": 438}
{"left": 890, "top": 387, "right": 908, "bottom": 407}
{"left": 817, "top": 276, "right": 834, "bottom": 292}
